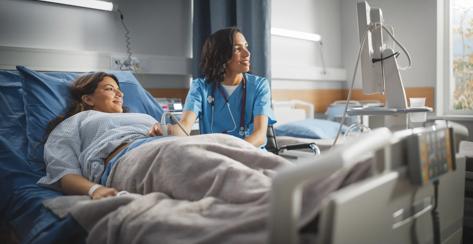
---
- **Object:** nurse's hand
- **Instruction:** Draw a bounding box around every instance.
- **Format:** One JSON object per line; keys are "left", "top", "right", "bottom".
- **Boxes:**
{"left": 148, "top": 123, "right": 164, "bottom": 136}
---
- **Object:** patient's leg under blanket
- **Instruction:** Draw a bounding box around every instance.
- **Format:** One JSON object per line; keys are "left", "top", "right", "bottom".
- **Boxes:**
{"left": 61, "top": 134, "right": 372, "bottom": 244}
{"left": 107, "top": 134, "right": 293, "bottom": 203}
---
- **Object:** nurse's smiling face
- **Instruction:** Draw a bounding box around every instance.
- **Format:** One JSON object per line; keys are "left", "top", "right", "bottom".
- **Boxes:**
{"left": 226, "top": 32, "right": 251, "bottom": 75}
{"left": 81, "top": 76, "right": 124, "bottom": 113}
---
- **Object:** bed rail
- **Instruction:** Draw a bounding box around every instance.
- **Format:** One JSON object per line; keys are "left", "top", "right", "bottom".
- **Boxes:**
{"left": 268, "top": 127, "right": 393, "bottom": 244}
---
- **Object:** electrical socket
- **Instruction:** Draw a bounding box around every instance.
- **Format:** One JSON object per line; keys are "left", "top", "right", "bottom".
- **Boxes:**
{"left": 110, "top": 56, "right": 141, "bottom": 71}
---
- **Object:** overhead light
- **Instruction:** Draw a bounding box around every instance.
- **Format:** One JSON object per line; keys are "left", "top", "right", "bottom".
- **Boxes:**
{"left": 271, "top": 28, "right": 322, "bottom": 42}
{"left": 38, "top": 0, "right": 114, "bottom": 11}
{"left": 271, "top": 27, "right": 326, "bottom": 75}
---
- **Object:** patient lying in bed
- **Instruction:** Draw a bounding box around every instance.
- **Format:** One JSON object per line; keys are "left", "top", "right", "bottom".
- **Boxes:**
{"left": 40, "top": 71, "right": 291, "bottom": 200}
{"left": 40, "top": 72, "right": 371, "bottom": 243}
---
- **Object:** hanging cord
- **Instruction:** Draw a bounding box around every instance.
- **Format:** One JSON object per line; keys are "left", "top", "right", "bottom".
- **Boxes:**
{"left": 409, "top": 188, "right": 421, "bottom": 244}
{"left": 117, "top": 9, "right": 135, "bottom": 70}
{"left": 344, "top": 122, "right": 371, "bottom": 137}
{"left": 431, "top": 180, "right": 441, "bottom": 244}
{"left": 380, "top": 24, "right": 412, "bottom": 70}
{"left": 331, "top": 28, "right": 367, "bottom": 147}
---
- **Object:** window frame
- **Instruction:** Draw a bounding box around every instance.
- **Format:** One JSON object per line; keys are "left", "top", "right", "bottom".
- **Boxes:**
{"left": 437, "top": 0, "right": 473, "bottom": 117}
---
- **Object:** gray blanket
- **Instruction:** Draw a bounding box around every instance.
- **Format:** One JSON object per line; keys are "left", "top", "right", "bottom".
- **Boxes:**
{"left": 44, "top": 134, "right": 371, "bottom": 244}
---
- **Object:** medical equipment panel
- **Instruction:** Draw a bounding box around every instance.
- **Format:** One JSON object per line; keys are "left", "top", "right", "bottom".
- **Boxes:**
{"left": 155, "top": 97, "right": 183, "bottom": 112}
{"left": 407, "top": 127, "right": 456, "bottom": 185}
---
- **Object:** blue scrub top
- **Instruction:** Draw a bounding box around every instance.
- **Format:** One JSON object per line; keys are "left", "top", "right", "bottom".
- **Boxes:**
{"left": 183, "top": 73, "right": 276, "bottom": 146}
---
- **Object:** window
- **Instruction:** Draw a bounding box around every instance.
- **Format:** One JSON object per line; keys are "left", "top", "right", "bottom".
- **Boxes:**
{"left": 438, "top": 0, "right": 473, "bottom": 116}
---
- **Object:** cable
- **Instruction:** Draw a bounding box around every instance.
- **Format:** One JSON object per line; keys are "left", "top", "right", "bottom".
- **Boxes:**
{"left": 368, "top": 22, "right": 412, "bottom": 70}
{"left": 117, "top": 9, "right": 135, "bottom": 71}
{"left": 431, "top": 180, "right": 441, "bottom": 244}
{"left": 161, "top": 112, "right": 190, "bottom": 136}
{"left": 318, "top": 41, "right": 327, "bottom": 75}
{"left": 332, "top": 28, "right": 368, "bottom": 147}
{"left": 372, "top": 51, "right": 399, "bottom": 63}
{"left": 409, "top": 188, "right": 421, "bottom": 244}
{"left": 344, "top": 122, "right": 371, "bottom": 137}
{"left": 381, "top": 25, "right": 412, "bottom": 70}
{"left": 168, "top": 112, "right": 191, "bottom": 136}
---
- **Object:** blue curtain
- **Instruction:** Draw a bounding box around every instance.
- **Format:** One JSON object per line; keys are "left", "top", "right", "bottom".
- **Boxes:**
{"left": 192, "top": 0, "right": 271, "bottom": 83}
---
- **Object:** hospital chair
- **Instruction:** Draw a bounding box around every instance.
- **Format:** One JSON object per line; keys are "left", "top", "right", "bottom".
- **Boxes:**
{"left": 265, "top": 124, "right": 320, "bottom": 155}
{"left": 267, "top": 100, "right": 322, "bottom": 156}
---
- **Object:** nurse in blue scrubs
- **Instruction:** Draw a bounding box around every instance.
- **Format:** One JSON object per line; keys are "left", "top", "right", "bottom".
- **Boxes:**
{"left": 177, "top": 27, "right": 275, "bottom": 148}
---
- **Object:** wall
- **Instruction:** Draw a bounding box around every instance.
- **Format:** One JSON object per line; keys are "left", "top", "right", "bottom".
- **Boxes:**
{"left": 271, "top": 0, "right": 347, "bottom": 112}
{"left": 271, "top": 0, "right": 438, "bottom": 112}
{"left": 0, "top": 0, "right": 192, "bottom": 95}
{"left": 272, "top": 0, "right": 343, "bottom": 70}
{"left": 0, "top": 0, "right": 456, "bottom": 113}
{"left": 2, "top": 0, "right": 347, "bottom": 107}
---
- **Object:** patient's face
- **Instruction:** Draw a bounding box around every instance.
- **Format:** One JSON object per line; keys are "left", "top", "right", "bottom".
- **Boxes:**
{"left": 226, "top": 32, "right": 251, "bottom": 75}
{"left": 83, "top": 76, "right": 124, "bottom": 113}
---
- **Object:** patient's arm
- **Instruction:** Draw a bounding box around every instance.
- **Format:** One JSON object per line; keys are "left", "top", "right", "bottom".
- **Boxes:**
{"left": 60, "top": 174, "right": 118, "bottom": 200}
{"left": 245, "top": 115, "right": 268, "bottom": 147}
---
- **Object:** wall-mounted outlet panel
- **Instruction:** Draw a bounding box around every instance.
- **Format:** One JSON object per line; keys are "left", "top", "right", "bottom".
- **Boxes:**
{"left": 110, "top": 56, "right": 140, "bottom": 71}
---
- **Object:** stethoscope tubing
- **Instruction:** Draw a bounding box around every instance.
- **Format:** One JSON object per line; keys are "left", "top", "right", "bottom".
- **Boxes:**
{"left": 210, "top": 103, "right": 238, "bottom": 134}
{"left": 208, "top": 75, "right": 247, "bottom": 136}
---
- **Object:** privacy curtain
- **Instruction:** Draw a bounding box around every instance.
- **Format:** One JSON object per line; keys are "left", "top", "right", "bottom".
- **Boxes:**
{"left": 192, "top": 0, "right": 271, "bottom": 82}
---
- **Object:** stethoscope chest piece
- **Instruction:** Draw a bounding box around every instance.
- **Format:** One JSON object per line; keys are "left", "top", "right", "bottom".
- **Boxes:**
{"left": 207, "top": 95, "right": 214, "bottom": 105}
{"left": 239, "top": 127, "right": 246, "bottom": 136}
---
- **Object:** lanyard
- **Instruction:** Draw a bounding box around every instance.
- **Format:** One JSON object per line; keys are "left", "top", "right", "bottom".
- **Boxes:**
{"left": 209, "top": 75, "right": 247, "bottom": 136}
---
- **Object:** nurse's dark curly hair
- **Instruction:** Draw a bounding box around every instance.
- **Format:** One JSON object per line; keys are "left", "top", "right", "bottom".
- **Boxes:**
{"left": 200, "top": 27, "right": 241, "bottom": 83}
{"left": 45, "top": 72, "right": 127, "bottom": 137}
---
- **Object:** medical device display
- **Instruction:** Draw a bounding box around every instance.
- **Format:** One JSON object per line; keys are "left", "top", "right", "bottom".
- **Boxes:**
{"left": 406, "top": 127, "right": 456, "bottom": 185}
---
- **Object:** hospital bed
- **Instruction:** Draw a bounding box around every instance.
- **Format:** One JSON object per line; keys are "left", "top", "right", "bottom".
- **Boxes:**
{"left": 0, "top": 67, "right": 467, "bottom": 243}
{"left": 270, "top": 126, "right": 466, "bottom": 244}
{"left": 0, "top": 66, "right": 165, "bottom": 243}
{"left": 271, "top": 100, "right": 467, "bottom": 244}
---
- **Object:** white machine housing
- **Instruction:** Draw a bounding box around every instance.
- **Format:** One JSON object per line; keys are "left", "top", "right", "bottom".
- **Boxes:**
{"left": 357, "top": 1, "right": 408, "bottom": 109}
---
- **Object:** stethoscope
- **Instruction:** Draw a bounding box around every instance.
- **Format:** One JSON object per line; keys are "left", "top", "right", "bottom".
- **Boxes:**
{"left": 207, "top": 75, "right": 247, "bottom": 137}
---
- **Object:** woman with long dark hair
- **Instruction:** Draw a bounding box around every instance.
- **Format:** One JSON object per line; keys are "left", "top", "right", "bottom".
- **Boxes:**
{"left": 40, "top": 72, "right": 169, "bottom": 199}
{"left": 178, "top": 27, "right": 275, "bottom": 148}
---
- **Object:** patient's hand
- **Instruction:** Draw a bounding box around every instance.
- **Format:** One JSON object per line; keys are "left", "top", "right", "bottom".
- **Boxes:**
{"left": 148, "top": 123, "right": 184, "bottom": 136}
{"left": 91, "top": 186, "right": 118, "bottom": 200}
{"left": 148, "top": 123, "right": 166, "bottom": 136}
